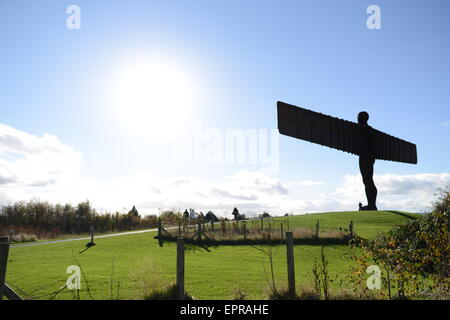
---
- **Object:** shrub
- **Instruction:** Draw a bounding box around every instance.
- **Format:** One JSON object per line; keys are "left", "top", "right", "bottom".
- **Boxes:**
{"left": 297, "top": 287, "right": 321, "bottom": 300}
{"left": 312, "top": 246, "right": 331, "bottom": 300}
{"left": 128, "top": 261, "right": 193, "bottom": 300}
{"left": 144, "top": 284, "right": 193, "bottom": 300}
{"left": 233, "top": 288, "right": 248, "bottom": 300}
{"left": 268, "top": 287, "right": 297, "bottom": 300}
{"left": 268, "top": 286, "right": 374, "bottom": 300}
{"left": 11, "top": 232, "right": 38, "bottom": 243}
{"left": 350, "top": 189, "right": 450, "bottom": 298}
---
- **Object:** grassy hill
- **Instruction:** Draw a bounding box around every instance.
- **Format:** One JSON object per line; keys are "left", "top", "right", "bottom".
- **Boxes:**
{"left": 5, "top": 210, "right": 417, "bottom": 300}
{"left": 271, "top": 210, "right": 420, "bottom": 239}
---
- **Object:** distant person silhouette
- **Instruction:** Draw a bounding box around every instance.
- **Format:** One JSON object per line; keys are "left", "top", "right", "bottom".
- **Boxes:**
{"left": 358, "top": 111, "right": 378, "bottom": 210}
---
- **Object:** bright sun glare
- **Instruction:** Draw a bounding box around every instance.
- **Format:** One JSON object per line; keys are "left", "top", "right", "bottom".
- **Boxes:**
{"left": 115, "top": 61, "right": 195, "bottom": 139}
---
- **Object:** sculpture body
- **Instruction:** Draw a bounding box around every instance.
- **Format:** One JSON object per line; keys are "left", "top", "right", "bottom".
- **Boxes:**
{"left": 277, "top": 101, "right": 417, "bottom": 210}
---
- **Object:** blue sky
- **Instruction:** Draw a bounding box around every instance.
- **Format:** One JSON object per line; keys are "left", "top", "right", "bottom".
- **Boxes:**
{"left": 0, "top": 0, "right": 449, "bottom": 215}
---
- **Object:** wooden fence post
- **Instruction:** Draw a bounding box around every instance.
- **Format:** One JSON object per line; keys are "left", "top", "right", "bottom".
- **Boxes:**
{"left": 0, "top": 236, "right": 10, "bottom": 300}
{"left": 287, "top": 219, "right": 290, "bottom": 231}
{"left": 243, "top": 223, "right": 247, "bottom": 241}
{"left": 315, "top": 220, "right": 320, "bottom": 238}
{"left": 176, "top": 238, "right": 185, "bottom": 300}
{"left": 156, "top": 219, "right": 164, "bottom": 247}
{"left": 349, "top": 221, "right": 354, "bottom": 238}
{"left": 197, "top": 222, "right": 202, "bottom": 242}
{"left": 280, "top": 223, "right": 284, "bottom": 239}
{"left": 211, "top": 220, "right": 214, "bottom": 231}
{"left": 221, "top": 220, "right": 226, "bottom": 234}
{"left": 89, "top": 226, "right": 95, "bottom": 245}
{"left": 285, "top": 232, "right": 296, "bottom": 298}
{"left": 260, "top": 217, "right": 264, "bottom": 231}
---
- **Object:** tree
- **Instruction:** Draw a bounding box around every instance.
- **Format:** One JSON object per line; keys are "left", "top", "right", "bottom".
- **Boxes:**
{"left": 128, "top": 205, "right": 139, "bottom": 217}
{"left": 0, "top": 199, "right": 159, "bottom": 238}
{"left": 232, "top": 207, "right": 240, "bottom": 221}
{"left": 159, "top": 210, "right": 178, "bottom": 224}
{"left": 261, "top": 212, "right": 270, "bottom": 218}
{"left": 76, "top": 200, "right": 94, "bottom": 232}
{"left": 205, "top": 211, "right": 219, "bottom": 223}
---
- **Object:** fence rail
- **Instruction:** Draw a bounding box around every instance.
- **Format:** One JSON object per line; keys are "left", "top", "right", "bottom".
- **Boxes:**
{"left": 155, "top": 217, "right": 356, "bottom": 247}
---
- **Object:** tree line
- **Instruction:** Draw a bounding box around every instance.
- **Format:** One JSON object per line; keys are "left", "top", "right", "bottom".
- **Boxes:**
{"left": 0, "top": 199, "right": 269, "bottom": 239}
{"left": 0, "top": 200, "right": 159, "bottom": 237}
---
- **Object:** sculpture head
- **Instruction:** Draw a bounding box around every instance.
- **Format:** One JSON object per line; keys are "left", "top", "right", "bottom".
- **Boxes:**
{"left": 358, "top": 111, "right": 369, "bottom": 125}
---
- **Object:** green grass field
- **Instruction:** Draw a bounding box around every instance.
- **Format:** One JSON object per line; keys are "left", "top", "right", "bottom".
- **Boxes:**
{"left": 5, "top": 210, "right": 419, "bottom": 300}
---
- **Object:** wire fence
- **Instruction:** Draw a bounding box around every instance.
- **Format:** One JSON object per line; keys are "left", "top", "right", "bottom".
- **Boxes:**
{"left": 3, "top": 218, "right": 358, "bottom": 300}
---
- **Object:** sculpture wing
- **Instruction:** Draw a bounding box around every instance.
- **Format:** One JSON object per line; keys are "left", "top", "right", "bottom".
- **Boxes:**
{"left": 277, "top": 101, "right": 417, "bottom": 164}
{"left": 277, "top": 101, "right": 361, "bottom": 156}
{"left": 371, "top": 128, "right": 417, "bottom": 164}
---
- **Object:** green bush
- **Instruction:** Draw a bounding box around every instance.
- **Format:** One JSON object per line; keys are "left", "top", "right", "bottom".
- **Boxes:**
{"left": 352, "top": 189, "right": 449, "bottom": 299}
{"left": 144, "top": 284, "right": 193, "bottom": 300}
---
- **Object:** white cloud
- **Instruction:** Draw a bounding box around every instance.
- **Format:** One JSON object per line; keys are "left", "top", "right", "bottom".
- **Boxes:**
{"left": 130, "top": 170, "right": 292, "bottom": 216}
{"left": 66, "top": 171, "right": 448, "bottom": 216}
{"left": 0, "top": 123, "right": 81, "bottom": 187}
{"left": 336, "top": 173, "right": 450, "bottom": 212}
{"left": 0, "top": 123, "right": 447, "bottom": 216}
{"left": 441, "top": 121, "right": 450, "bottom": 128}
{"left": 286, "top": 180, "right": 324, "bottom": 187}
{"left": 224, "top": 171, "right": 289, "bottom": 196}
